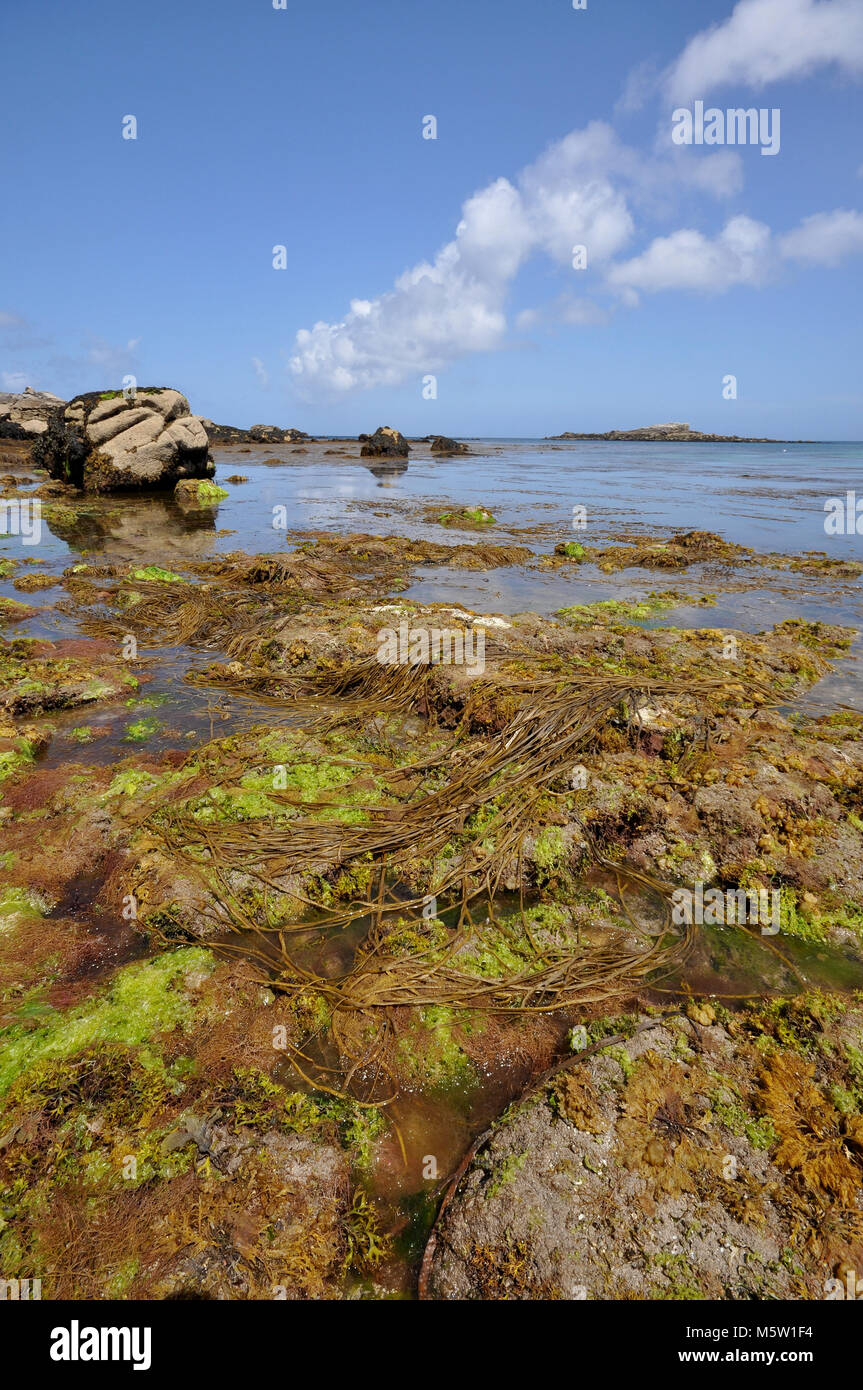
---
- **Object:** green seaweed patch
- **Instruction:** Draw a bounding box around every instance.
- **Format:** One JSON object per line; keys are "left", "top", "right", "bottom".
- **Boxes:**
{"left": 398, "top": 1005, "right": 478, "bottom": 1088}
{"left": 437, "top": 507, "right": 496, "bottom": 529}
{"left": 103, "top": 768, "right": 163, "bottom": 800}
{"left": 123, "top": 716, "right": 164, "bottom": 743}
{"left": 0, "top": 885, "right": 48, "bottom": 936}
{"left": 556, "top": 593, "right": 692, "bottom": 626}
{"left": 128, "top": 566, "right": 186, "bottom": 584}
{"left": 0, "top": 737, "right": 36, "bottom": 786}
{"left": 0, "top": 947, "right": 215, "bottom": 1095}
{"left": 196, "top": 481, "right": 229, "bottom": 504}
{"left": 708, "top": 1086, "right": 777, "bottom": 1150}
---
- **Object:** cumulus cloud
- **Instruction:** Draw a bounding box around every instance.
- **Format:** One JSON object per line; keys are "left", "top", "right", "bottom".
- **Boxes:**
{"left": 607, "top": 206, "right": 863, "bottom": 296}
{"left": 666, "top": 0, "right": 863, "bottom": 101}
{"left": 289, "top": 124, "right": 639, "bottom": 395}
{"left": 288, "top": 3, "right": 863, "bottom": 398}
{"left": 517, "top": 296, "right": 610, "bottom": 331}
{"left": 607, "top": 216, "right": 773, "bottom": 295}
{"left": 778, "top": 208, "right": 863, "bottom": 263}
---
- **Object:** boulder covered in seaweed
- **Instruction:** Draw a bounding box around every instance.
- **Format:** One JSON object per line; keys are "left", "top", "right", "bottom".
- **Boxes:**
{"left": 32, "top": 388, "right": 213, "bottom": 493}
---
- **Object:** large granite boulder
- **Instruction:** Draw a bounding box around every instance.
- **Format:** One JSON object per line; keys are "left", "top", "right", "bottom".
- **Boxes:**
{"left": 33, "top": 388, "right": 213, "bottom": 492}
{"left": 358, "top": 425, "right": 410, "bottom": 459}
{"left": 0, "top": 387, "right": 66, "bottom": 439}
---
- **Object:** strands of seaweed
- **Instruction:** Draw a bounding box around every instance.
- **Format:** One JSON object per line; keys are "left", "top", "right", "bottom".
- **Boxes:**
{"left": 135, "top": 664, "right": 759, "bottom": 1101}
{"left": 152, "top": 666, "right": 762, "bottom": 881}
{"left": 75, "top": 577, "right": 281, "bottom": 652}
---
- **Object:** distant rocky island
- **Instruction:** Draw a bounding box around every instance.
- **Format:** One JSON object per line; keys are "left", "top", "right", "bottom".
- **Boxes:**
{"left": 547, "top": 421, "right": 795, "bottom": 443}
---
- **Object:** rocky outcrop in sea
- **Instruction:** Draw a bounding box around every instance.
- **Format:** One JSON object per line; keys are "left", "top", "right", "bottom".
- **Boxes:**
{"left": 32, "top": 388, "right": 213, "bottom": 492}
{"left": 548, "top": 421, "right": 783, "bottom": 443}
{"left": 359, "top": 425, "right": 410, "bottom": 458}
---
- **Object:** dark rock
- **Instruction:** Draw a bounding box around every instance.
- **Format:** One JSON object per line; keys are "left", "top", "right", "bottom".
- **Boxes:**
{"left": 358, "top": 426, "right": 410, "bottom": 459}
{"left": 428, "top": 435, "right": 469, "bottom": 455}
{"left": 201, "top": 420, "right": 310, "bottom": 445}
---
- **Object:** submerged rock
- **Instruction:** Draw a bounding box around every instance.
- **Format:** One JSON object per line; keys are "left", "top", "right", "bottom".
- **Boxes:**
{"left": 359, "top": 426, "right": 410, "bottom": 459}
{"left": 33, "top": 389, "right": 213, "bottom": 492}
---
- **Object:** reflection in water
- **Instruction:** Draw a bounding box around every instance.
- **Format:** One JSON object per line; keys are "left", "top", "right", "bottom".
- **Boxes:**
{"left": 45, "top": 493, "right": 220, "bottom": 568}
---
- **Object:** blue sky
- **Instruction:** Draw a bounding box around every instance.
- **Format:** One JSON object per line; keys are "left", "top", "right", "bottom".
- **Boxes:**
{"left": 1, "top": 0, "right": 862, "bottom": 437}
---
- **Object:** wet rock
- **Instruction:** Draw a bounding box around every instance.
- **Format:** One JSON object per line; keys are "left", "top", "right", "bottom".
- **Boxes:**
{"left": 33, "top": 389, "right": 213, "bottom": 492}
{"left": 174, "top": 478, "right": 229, "bottom": 510}
{"left": 425, "top": 1007, "right": 863, "bottom": 1300}
{"left": 359, "top": 426, "right": 410, "bottom": 459}
{"left": 0, "top": 636, "right": 134, "bottom": 717}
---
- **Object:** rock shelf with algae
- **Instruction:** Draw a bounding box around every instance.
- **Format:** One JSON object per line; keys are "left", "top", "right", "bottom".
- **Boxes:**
{"left": 1, "top": 515, "right": 863, "bottom": 1300}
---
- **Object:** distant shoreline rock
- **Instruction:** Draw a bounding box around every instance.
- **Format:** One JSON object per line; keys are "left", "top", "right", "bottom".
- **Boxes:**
{"left": 0, "top": 387, "right": 66, "bottom": 440}
{"left": 547, "top": 421, "right": 802, "bottom": 443}
{"left": 201, "top": 420, "right": 311, "bottom": 445}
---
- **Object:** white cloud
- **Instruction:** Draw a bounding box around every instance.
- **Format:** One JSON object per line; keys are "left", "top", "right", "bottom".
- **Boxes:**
{"left": 607, "top": 206, "right": 863, "bottom": 296}
{"left": 287, "top": 4, "right": 863, "bottom": 398}
{"left": 607, "top": 215, "right": 773, "bottom": 295}
{"left": 666, "top": 0, "right": 863, "bottom": 101}
{"left": 517, "top": 296, "right": 610, "bottom": 330}
{"left": 615, "top": 60, "right": 660, "bottom": 115}
{"left": 289, "top": 124, "right": 635, "bottom": 395}
{"left": 252, "top": 355, "right": 269, "bottom": 387}
{"left": 779, "top": 208, "right": 863, "bottom": 263}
